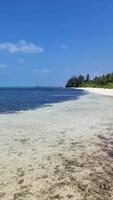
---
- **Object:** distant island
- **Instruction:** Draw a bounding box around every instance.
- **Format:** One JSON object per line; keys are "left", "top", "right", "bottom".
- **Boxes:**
{"left": 65, "top": 72, "right": 113, "bottom": 88}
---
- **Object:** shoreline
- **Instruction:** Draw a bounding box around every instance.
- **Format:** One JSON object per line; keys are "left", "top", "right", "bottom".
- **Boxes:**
{"left": 0, "top": 92, "right": 113, "bottom": 199}
{"left": 76, "top": 87, "right": 113, "bottom": 97}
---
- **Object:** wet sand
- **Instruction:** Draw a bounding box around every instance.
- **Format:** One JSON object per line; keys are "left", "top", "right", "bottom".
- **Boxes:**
{"left": 0, "top": 93, "right": 113, "bottom": 199}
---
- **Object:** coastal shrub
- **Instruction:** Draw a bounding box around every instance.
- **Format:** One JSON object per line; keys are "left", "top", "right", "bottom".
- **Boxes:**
{"left": 65, "top": 72, "right": 113, "bottom": 88}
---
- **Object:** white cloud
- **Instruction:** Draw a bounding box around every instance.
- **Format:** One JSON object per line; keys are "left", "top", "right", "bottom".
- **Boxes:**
{"left": 18, "top": 58, "right": 25, "bottom": 63}
{"left": 33, "top": 69, "right": 50, "bottom": 74}
{"left": 0, "top": 40, "right": 44, "bottom": 54}
{"left": 0, "top": 64, "right": 7, "bottom": 69}
{"left": 61, "top": 44, "right": 68, "bottom": 49}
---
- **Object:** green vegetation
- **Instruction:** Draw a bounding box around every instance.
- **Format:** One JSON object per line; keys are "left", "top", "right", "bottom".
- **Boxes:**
{"left": 65, "top": 72, "right": 113, "bottom": 88}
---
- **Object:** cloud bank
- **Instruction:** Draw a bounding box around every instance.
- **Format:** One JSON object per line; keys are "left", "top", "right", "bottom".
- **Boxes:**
{"left": 0, "top": 40, "right": 44, "bottom": 54}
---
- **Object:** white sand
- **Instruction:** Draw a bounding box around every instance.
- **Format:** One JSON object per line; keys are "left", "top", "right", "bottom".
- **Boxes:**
{"left": 78, "top": 87, "right": 113, "bottom": 97}
{"left": 0, "top": 93, "right": 113, "bottom": 199}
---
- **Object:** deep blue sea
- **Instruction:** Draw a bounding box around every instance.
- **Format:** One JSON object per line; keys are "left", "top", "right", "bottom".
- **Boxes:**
{"left": 0, "top": 87, "right": 86, "bottom": 113}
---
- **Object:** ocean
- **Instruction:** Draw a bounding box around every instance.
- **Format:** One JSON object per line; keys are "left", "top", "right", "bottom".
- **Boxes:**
{"left": 0, "top": 87, "right": 86, "bottom": 113}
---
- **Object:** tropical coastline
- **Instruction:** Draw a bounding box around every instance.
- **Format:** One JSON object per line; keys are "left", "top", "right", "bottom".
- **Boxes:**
{"left": 0, "top": 91, "right": 113, "bottom": 199}
{"left": 0, "top": 0, "right": 112, "bottom": 199}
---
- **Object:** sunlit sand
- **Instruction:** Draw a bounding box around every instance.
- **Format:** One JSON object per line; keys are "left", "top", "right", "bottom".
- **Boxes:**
{"left": 78, "top": 87, "right": 113, "bottom": 97}
{"left": 0, "top": 92, "right": 113, "bottom": 199}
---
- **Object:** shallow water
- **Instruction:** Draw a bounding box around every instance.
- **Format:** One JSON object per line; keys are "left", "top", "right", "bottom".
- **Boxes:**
{"left": 0, "top": 92, "right": 113, "bottom": 199}
{"left": 0, "top": 87, "right": 86, "bottom": 113}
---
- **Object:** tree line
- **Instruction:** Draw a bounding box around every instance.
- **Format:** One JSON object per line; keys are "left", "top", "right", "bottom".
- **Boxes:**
{"left": 65, "top": 72, "right": 113, "bottom": 88}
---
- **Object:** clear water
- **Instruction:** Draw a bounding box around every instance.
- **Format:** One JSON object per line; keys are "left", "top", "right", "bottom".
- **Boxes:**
{"left": 0, "top": 87, "right": 87, "bottom": 113}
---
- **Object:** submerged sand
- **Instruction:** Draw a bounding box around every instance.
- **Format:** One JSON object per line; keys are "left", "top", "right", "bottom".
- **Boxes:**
{"left": 0, "top": 92, "right": 113, "bottom": 199}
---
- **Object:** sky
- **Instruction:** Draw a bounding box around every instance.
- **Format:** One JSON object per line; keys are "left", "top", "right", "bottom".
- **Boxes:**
{"left": 0, "top": 0, "right": 113, "bottom": 86}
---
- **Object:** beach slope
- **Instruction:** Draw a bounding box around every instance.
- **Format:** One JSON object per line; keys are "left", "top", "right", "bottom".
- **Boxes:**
{"left": 0, "top": 92, "right": 113, "bottom": 199}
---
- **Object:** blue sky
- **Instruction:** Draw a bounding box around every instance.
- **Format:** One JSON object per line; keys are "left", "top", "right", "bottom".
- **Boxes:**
{"left": 0, "top": 0, "right": 113, "bottom": 86}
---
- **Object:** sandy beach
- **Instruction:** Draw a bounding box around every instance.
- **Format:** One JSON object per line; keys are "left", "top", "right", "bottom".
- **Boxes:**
{"left": 0, "top": 92, "right": 113, "bottom": 199}
{"left": 78, "top": 87, "right": 113, "bottom": 97}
